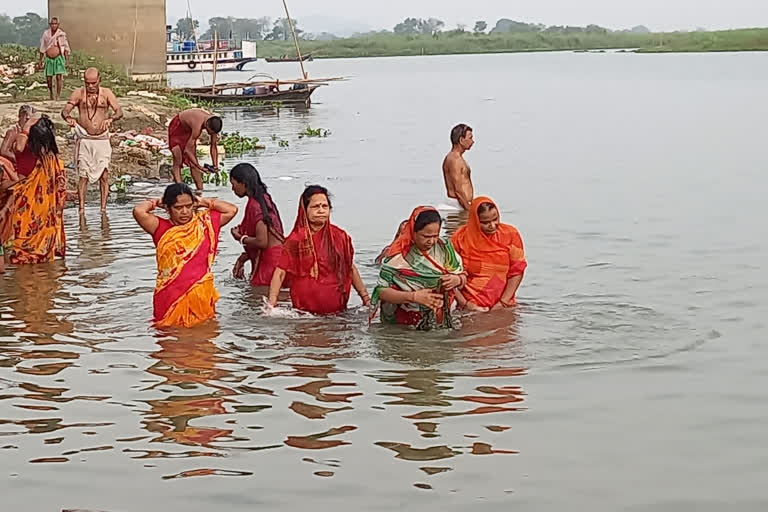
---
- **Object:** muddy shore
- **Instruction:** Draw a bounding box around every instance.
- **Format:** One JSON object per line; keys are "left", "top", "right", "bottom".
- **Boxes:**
{"left": 0, "top": 96, "right": 184, "bottom": 193}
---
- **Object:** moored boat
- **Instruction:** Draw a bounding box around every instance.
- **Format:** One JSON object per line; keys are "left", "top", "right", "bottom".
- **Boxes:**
{"left": 166, "top": 38, "right": 258, "bottom": 73}
{"left": 178, "top": 82, "right": 323, "bottom": 105}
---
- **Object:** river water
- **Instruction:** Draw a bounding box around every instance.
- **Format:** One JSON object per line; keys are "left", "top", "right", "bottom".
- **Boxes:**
{"left": 1, "top": 52, "right": 767, "bottom": 510}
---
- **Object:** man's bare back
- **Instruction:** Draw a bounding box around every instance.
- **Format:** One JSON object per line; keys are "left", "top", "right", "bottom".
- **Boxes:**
{"left": 178, "top": 108, "right": 212, "bottom": 139}
{"left": 169, "top": 108, "right": 222, "bottom": 192}
{"left": 442, "top": 124, "right": 475, "bottom": 211}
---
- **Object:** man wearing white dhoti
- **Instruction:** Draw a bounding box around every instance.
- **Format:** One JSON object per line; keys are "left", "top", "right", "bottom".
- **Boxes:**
{"left": 61, "top": 67, "right": 123, "bottom": 213}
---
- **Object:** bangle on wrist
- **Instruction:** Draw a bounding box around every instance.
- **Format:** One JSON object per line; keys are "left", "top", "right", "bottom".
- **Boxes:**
{"left": 241, "top": 236, "right": 248, "bottom": 247}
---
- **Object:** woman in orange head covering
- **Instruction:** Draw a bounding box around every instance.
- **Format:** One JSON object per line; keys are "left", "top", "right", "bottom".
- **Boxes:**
{"left": 267, "top": 184, "right": 370, "bottom": 315}
{"left": 451, "top": 197, "right": 527, "bottom": 311}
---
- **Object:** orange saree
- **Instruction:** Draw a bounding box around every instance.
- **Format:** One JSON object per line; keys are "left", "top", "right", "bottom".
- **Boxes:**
{"left": 0, "top": 156, "right": 15, "bottom": 249}
{"left": 152, "top": 210, "right": 222, "bottom": 328}
{"left": 451, "top": 197, "right": 527, "bottom": 308}
{"left": 8, "top": 153, "right": 67, "bottom": 264}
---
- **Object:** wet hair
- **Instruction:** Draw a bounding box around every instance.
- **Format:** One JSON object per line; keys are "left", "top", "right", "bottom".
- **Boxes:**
{"left": 301, "top": 184, "right": 332, "bottom": 210}
{"left": 206, "top": 116, "right": 223, "bottom": 134}
{"left": 414, "top": 209, "right": 442, "bottom": 232}
{"left": 450, "top": 123, "right": 472, "bottom": 145}
{"left": 18, "top": 105, "right": 36, "bottom": 118}
{"left": 230, "top": 163, "right": 282, "bottom": 230}
{"left": 477, "top": 202, "right": 496, "bottom": 215}
{"left": 162, "top": 183, "right": 196, "bottom": 207}
{"left": 27, "top": 115, "right": 58, "bottom": 158}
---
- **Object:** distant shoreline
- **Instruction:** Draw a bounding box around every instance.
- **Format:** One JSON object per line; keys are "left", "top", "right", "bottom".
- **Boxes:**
{"left": 255, "top": 28, "right": 768, "bottom": 60}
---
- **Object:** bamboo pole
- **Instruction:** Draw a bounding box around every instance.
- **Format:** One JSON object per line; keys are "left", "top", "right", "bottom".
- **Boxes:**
{"left": 212, "top": 31, "right": 219, "bottom": 94}
{"left": 129, "top": 1, "right": 138, "bottom": 74}
{"left": 185, "top": 0, "right": 206, "bottom": 85}
{"left": 281, "top": 0, "right": 307, "bottom": 79}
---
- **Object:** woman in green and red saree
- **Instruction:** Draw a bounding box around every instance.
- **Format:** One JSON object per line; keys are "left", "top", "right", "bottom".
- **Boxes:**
{"left": 267, "top": 185, "right": 370, "bottom": 315}
{"left": 229, "top": 163, "right": 286, "bottom": 289}
{"left": 133, "top": 183, "right": 238, "bottom": 328}
{"left": 372, "top": 206, "right": 468, "bottom": 329}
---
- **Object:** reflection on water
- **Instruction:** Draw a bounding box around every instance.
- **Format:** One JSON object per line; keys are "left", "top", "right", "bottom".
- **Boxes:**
{"left": 2, "top": 52, "right": 766, "bottom": 510}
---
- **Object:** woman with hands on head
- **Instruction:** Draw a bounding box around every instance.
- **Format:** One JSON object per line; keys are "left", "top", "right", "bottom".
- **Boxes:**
{"left": 133, "top": 183, "right": 237, "bottom": 328}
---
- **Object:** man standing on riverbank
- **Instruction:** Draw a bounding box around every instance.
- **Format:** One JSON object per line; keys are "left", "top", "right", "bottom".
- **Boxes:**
{"left": 61, "top": 68, "right": 123, "bottom": 213}
{"left": 442, "top": 123, "right": 475, "bottom": 211}
{"left": 168, "top": 108, "right": 222, "bottom": 193}
{"left": 39, "top": 17, "right": 70, "bottom": 101}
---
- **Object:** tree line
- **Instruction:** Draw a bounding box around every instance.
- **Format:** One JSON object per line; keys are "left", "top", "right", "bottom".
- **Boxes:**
{"left": 175, "top": 16, "right": 304, "bottom": 43}
{"left": 0, "top": 12, "right": 48, "bottom": 47}
{"left": 173, "top": 15, "right": 652, "bottom": 42}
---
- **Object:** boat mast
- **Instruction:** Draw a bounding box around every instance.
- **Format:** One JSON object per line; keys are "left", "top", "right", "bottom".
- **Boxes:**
{"left": 281, "top": 0, "right": 307, "bottom": 79}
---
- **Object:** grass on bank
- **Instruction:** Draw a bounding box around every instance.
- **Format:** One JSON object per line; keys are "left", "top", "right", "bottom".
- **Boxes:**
{"left": 0, "top": 44, "right": 137, "bottom": 103}
{"left": 256, "top": 27, "right": 768, "bottom": 59}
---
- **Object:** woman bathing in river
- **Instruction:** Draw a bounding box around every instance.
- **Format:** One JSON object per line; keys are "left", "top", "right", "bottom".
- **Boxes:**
{"left": 229, "top": 163, "right": 286, "bottom": 289}
{"left": 8, "top": 115, "right": 67, "bottom": 265}
{"left": 133, "top": 183, "right": 238, "bottom": 328}
{"left": 451, "top": 196, "right": 526, "bottom": 311}
{"left": 372, "top": 207, "right": 468, "bottom": 329}
{"left": 267, "top": 185, "right": 370, "bottom": 315}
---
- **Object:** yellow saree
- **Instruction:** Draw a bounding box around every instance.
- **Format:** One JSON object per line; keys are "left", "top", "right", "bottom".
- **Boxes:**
{"left": 153, "top": 210, "right": 221, "bottom": 328}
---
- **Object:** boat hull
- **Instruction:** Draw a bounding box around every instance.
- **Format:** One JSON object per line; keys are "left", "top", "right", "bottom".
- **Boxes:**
{"left": 167, "top": 58, "right": 257, "bottom": 73}
{"left": 179, "top": 85, "right": 319, "bottom": 104}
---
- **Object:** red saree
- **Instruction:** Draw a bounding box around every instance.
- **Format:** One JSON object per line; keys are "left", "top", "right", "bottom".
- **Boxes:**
{"left": 15, "top": 146, "right": 36, "bottom": 177}
{"left": 239, "top": 195, "right": 284, "bottom": 286}
{"left": 451, "top": 196, "right": 527, "bottom": 308}
{"left": 152, "top": 210, "right": 222, "bottom": 328}
{"left": 277, "top": 199, "right": 354, "bottom": 315}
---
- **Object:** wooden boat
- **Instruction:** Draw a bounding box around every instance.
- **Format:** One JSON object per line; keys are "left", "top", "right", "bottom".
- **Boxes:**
{"left": 176, "top": 78, "right": 345, "bottom": 105}
{"left": 265, "top": 53, "right": 313, "bottom": 63}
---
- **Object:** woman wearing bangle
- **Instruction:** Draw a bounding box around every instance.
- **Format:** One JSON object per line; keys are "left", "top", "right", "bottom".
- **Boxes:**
{"left": 133, "top": 183, "right": 238, "bottom": 328}
{"left": 451, "top": 196, "right": 527, "bottom": 312}
{"left": 371, "top": 206, "right": 466, "bottom": 330}
{"left": 228, "top": 163, "right": 286, "bottom": 289}
{"left": 267, "top": 185, "right": 369, "bottom": 315}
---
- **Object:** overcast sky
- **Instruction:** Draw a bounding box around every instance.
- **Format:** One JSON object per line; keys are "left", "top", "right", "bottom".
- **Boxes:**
{"left": 11, "top": 0, "right": 768, "bottom": 33}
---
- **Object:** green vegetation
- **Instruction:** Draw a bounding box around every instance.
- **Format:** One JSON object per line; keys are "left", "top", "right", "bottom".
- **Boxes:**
{"left": 0, "top": 12, "right": 47, "bottom": 47}
{"left": 181, "top": 167, "right": 230, "bottom": 186}
{"left": 254, "top": 27, "right": 768, "bottom": 58}
{"left": 298, "top": 126, "right": 331, "bottom": 138}
{"left": 635, "top": 28, "right": 768, "bottom": 53}
{"left": 220, "top": 132, "right": 265, "bottom": 154}
{"left": 0, "top": 44, "right": 135, "bottom": 103}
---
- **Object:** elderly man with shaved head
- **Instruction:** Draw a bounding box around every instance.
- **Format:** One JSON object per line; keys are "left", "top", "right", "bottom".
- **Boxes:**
{"left": 62, "top": 67, "right": 123, "bottom": 213}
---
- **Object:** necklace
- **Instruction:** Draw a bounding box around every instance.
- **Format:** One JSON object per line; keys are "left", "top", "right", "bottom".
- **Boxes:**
{"left": 85, "top": 87, "right": 100, "bottom": 122}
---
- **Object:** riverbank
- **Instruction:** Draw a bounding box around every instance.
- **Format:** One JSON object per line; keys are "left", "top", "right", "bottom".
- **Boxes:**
{"left": 0, "top": 45, "right": 215, "bottom": 192}
{"left": 258, "top": 27, "right": 768, "bottom": 59}
{"left": 0, "top": 97, "right": 177, "bottom": 191}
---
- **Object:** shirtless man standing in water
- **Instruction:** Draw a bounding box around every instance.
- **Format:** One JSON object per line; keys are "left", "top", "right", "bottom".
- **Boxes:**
{"left": 442, "top": 123, "right": 475, "bottom": 211}
{"left": 61, "top": 68, "right": 123, "bottom": 213}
